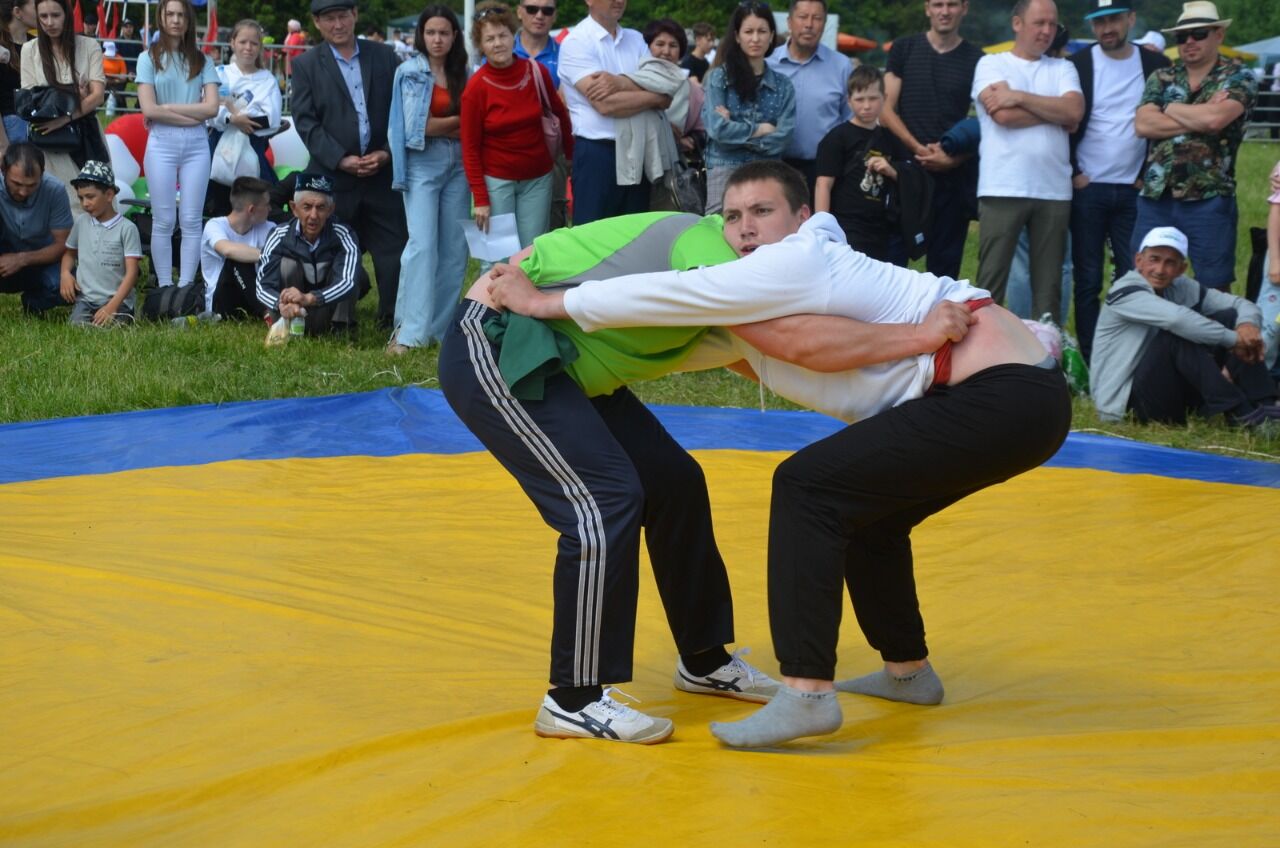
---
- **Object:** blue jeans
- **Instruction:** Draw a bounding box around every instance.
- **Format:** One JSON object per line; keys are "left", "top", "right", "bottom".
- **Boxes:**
{"left": 1259, "top": 250, "right": 1280, "bottom": 377}
{"left": 0, "top": 239, "right": 60, "bottom": 313}
{"left": 1006, "top": 229, "right": 1072, "bottom": 325}
{"left": 1070, "top": 181, "right": 1137, "bottom": 363}
{"left": 395, "top": 138, "right": 472, "bottom": 347}
{"left": 1132, "top": 194, "right": 1238, "bottom": 290}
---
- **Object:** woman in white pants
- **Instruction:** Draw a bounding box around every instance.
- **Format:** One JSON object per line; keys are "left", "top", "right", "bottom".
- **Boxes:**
{"left": 136, "top": 0, "right": 218, "bottom": 286}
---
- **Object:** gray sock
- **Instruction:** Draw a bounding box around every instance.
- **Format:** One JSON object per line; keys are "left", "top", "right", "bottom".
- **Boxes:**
{"left": 709, "top": 686, "right": 842, "bottom": 748}
{"left": 835, "top": 664, "right": 944, "bottom": 705}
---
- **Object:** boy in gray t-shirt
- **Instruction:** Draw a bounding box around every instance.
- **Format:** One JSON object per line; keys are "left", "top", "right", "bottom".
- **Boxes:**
{"left": 60, "top": 161, "right": 143, "bottom": 326}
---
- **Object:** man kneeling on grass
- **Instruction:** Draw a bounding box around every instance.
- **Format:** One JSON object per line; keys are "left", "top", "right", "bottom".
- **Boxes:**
{"left": 60, "top": 160, "right": 142, "bottom": 326}
{"left": 0, "top": 144, "right": 71, "bottom": 315}
{"left": 255, "top": 173, "right": 365, "bottom": 336}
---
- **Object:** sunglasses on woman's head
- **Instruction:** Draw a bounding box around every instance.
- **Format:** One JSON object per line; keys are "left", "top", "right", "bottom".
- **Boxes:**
{"left": 523, "top": 4, "right": 555, "bottom": 16}
{"left": 1175, "top": 27, "right": 1215, "bottom": 44}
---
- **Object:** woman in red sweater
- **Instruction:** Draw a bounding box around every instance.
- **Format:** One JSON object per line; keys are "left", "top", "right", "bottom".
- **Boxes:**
{"left": 461, "top": 2, "right": 571, "bottom": 257}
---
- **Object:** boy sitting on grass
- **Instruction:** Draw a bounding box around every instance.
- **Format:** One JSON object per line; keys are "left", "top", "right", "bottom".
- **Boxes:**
{"left": 60, "top": 161, "right": 142, "bottom": 326}
{"left": 814, "top": 65, "right": 909, "bottom": 264}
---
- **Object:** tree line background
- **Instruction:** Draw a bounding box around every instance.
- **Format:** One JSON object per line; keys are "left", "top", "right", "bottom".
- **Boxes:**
{"left": 216, "top": 0, "right": 1279, "bottom": 60}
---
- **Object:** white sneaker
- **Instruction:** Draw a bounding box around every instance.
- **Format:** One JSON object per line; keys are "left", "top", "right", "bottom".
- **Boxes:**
{"left": 674, "top": 647, "right": 780, "bottom": 704}
{"left": 534, "top": 687, "right": 674, "bottom": 744}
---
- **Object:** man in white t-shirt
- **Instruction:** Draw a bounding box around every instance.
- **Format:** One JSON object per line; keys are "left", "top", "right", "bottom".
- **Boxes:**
{"left": 971, "top": 0, "right": 1083, "bottom": 323}
{"left": 557, "top": 0, "right": 671, "bottom": 224}
{"left": 199, "top": 176, "right": 276, "bottom": 319}
{"left": 1066, "top": 0, "right": 1170, "bottom": 363}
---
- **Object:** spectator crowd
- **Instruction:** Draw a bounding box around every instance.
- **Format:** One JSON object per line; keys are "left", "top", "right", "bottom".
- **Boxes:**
{"left": 0, "top": 0, "right": 1277, "bottom": 428}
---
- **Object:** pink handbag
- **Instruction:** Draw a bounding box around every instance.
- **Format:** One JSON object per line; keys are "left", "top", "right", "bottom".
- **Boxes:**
{"left": 529, "top": 61, "right": 563, "bottom": 160}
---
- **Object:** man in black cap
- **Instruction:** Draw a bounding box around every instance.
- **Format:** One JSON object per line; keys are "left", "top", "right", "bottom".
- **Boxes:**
{"left": 290, "top": 0, "right": 405, "bottom": 329}
{"left": 1067, "top": 0, "right": 1169, "bottom": 363}
{"left": 255, "top": 172, "right": 366, "bottom": 335}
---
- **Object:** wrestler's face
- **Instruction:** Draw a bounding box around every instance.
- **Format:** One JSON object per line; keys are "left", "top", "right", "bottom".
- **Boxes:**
{"left": 1134, "top": 246, "right": 1186, "bottom": 291}
{"left": 721, "top": 179, "right": 810, "bottom": 257}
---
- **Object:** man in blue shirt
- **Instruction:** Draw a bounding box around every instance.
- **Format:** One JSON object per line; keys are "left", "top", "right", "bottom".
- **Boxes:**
{"left": 766, "top": 0, "right": 852, "bottom": 202}
{"left": 0, "top": 144, "right": 72, "bottom": 314}
{"left": 514, "top": 0, "right": 570, "bottom": 228}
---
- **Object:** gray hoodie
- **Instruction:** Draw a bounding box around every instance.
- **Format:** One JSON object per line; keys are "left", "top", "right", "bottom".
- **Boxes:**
{"left": 1090, "top": 269, "right": 1262, "bottom": 421}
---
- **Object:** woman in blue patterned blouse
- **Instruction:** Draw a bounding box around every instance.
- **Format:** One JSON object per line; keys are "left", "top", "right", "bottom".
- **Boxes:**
{"left": 700, "top": 1, "right": 795, "bottom": 214}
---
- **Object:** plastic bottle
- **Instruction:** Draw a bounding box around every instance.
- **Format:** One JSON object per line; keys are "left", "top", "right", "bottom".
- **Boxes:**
{"left": 289, "top": 309, "right": 306, "bottom": 338}
{"left": 170, "top": 311, "right": 222, "bottom": 329}
{"left": 105, "top": 91, "right": 116, "bottom": 117}
{"left": 1061, "top": 334, "right": 1090, "bottom": 396}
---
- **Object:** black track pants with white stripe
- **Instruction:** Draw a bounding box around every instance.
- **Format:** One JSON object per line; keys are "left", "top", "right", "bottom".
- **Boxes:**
{"left": 438, "top": 302, "right": 735, "bottom": 688}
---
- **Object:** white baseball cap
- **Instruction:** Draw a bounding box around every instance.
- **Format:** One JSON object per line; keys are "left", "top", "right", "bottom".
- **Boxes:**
{"left": 1134, "top": 30, "right": 1166, "bottom": 50}
{"left": 1139, "top": 226, "right": 1188, "bottom": 257}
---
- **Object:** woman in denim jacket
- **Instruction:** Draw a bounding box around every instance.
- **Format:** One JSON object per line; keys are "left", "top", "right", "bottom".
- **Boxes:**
{"left": 388, "top": 5, "right": 470, "bottom": 353}
{"left": 700, "top": 2, "right": 794, "bottom": 214}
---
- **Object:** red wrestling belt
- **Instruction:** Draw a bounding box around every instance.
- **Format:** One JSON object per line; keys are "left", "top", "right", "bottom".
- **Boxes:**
{"left": 930, "top": 297, "right": 994, "bottom": 388}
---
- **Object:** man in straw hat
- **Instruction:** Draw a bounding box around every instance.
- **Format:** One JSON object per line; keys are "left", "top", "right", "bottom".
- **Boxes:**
{"left": 1133, "top": 1, "right": 1256, "bottom": 292}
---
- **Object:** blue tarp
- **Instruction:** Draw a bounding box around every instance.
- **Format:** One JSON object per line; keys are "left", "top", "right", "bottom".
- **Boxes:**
{"left": 1, "top": 387, "right": 1277, "bottom": 487}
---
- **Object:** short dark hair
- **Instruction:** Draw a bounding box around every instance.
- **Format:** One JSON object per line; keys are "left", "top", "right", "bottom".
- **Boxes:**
{"left": 230, "top": 176, "right": 272, "bottom": 210}
{"left": 1, "top": 142, "right": 45, "bottom": 177}
{"left": 847, "top": 64, "right": 883, "bottom": 95}
{"left": 789, "top": 0, "right": 826, "bottom": 12}
{"left": 642, "top": 18, "right": 687, "bottom": 56}
{"left": 724, "top": 160, "right": 809, "bottom": 213}
{"left": 691, "top": 22, "right": 714, "bottom": 40}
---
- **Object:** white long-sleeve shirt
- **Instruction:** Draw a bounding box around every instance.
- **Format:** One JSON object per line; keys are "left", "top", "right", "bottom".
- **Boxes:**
{"left": 563, "top": 213, "right": 990, "bottom": 422}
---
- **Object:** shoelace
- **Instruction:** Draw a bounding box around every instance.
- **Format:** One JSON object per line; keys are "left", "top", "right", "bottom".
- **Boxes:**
{"left": 725, "top": 647, "right": 766, "bottom": 684}
{"left": 599, "top": 686, "right": 644, "bottom": 718}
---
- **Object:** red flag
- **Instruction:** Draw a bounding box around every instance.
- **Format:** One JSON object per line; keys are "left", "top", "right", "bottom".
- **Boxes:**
{"left": 107, "top": 1, "right": 119, "bottom": 38}
{"left": 95, "top": 1, "right": 105, "bottom": 37}
{"left": 203, "top": 1, "right": 217, "bottom": 51}
{"left": 72, "top": 0, "right": 84, "bottom": 33}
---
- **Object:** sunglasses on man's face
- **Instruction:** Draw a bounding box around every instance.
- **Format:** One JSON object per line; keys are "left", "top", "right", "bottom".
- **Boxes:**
{"left": 1175, "top": 27, "right": 1216, "bottom": 44}
{"left": 523, "top": 4, "right": 555, "bottom": 15}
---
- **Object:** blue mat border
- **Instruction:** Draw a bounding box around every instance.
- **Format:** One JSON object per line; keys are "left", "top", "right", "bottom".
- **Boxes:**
{"left": 1, "top": 387, "right": 1277, "bottom": 488}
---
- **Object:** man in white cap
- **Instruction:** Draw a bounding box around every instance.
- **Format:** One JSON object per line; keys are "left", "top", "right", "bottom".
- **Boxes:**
{"left": 1133, "top": 1, "right": 1257, "bottom": 292}
{"left": 1091, "top": 225, "right": 1278, "bottom": 428}
{"left": 1066, "top": 0, "right": 1169, "bottom": 364}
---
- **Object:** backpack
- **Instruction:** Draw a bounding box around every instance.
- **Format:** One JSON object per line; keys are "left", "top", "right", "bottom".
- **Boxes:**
{"left": 142, "top": 282, "right": 205, "bottom": 321}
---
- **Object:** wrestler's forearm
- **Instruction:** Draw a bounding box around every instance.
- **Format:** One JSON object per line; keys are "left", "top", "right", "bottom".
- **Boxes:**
{"left": 730, "top": 314, "right": 934, "bottom": 372}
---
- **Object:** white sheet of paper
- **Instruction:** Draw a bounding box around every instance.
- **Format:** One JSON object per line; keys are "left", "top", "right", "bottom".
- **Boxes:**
{"left": 460, "top": 213, "right": 522, "bottom": 262}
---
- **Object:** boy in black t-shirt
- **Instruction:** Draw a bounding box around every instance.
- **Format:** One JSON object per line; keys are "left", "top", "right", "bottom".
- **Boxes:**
{"left": 815, "top": 66, "right": 908, "bottom": 264}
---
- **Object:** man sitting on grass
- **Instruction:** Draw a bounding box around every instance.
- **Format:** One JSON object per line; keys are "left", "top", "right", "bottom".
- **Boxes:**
{"left": 201, "top": 176, "right": 276, "bottom": 321}
{"left": 59, "top": 161, "right": 142, "bottom": 326}
{"left": 255, "top": 173, "right": 364, "bottom": 337}
{"left": 1091, "top": 226, "right": 1279, "bottom": 429}
{"left": 0, "top": 144, "right": 72, "bottom": 316}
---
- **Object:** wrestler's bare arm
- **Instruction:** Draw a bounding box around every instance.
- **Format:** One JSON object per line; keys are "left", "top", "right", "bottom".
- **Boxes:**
{"left": 729, "top": 302, "right": 976, "bottom": 372}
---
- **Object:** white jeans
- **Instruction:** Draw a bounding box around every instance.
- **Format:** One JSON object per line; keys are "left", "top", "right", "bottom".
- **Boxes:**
{"left": 144, "top": 123, "right": 211, "bottom": 285}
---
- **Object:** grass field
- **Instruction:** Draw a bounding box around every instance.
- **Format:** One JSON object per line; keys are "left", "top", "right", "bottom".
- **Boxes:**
{"left": 1, "top": 142, "right": 1277, "bottom": 462}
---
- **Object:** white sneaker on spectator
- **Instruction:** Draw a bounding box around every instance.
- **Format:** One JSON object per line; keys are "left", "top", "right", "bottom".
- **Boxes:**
{"left": 674, "top": 647, "right": 780, "bottom": 703}
{"left": 534, "top": 687, "right": 674, "bottom": 744}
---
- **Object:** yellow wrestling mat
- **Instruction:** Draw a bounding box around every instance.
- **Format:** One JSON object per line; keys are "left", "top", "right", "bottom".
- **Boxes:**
{"left": 2, "top": 441, "right": 1278, "bottom": 846}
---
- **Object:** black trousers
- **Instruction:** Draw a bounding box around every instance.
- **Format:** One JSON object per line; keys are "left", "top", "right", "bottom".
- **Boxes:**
{"left": 438, "top": 302, "right": 735, "bottom": 687}
{"left": 1128, "top": 313, "right": 1278, "bottom": 424}
{"left": 924, "top": 163, "right": 978, "bottom": 280}
{"left": 335, "top": 172, "right": 407, "bottom": 325}
{"left": 213, "top": 260, "right": 270, "bottom": 320}
{"left": 767, "top": 363, "right": 1071, "bottom": 679}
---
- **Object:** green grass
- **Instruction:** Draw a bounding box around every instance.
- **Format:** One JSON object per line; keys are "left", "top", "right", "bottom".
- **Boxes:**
{"left": 2, "top": 142, "right": 1278, "bottom": 463}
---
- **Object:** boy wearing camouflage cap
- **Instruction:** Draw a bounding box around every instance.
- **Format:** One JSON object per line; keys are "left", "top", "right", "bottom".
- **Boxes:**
{"left": 60, "top": 160, "right": 142, "bottom": 326}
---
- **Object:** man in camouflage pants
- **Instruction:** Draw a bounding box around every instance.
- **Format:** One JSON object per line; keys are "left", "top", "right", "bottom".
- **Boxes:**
{"left": 1133, "top": 1, "right": 1256, "bottom": 291}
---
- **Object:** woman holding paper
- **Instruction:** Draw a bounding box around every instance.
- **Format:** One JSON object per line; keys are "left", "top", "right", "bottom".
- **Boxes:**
{"left": 460, "top": 1, "right": 571, "bottom": 256}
